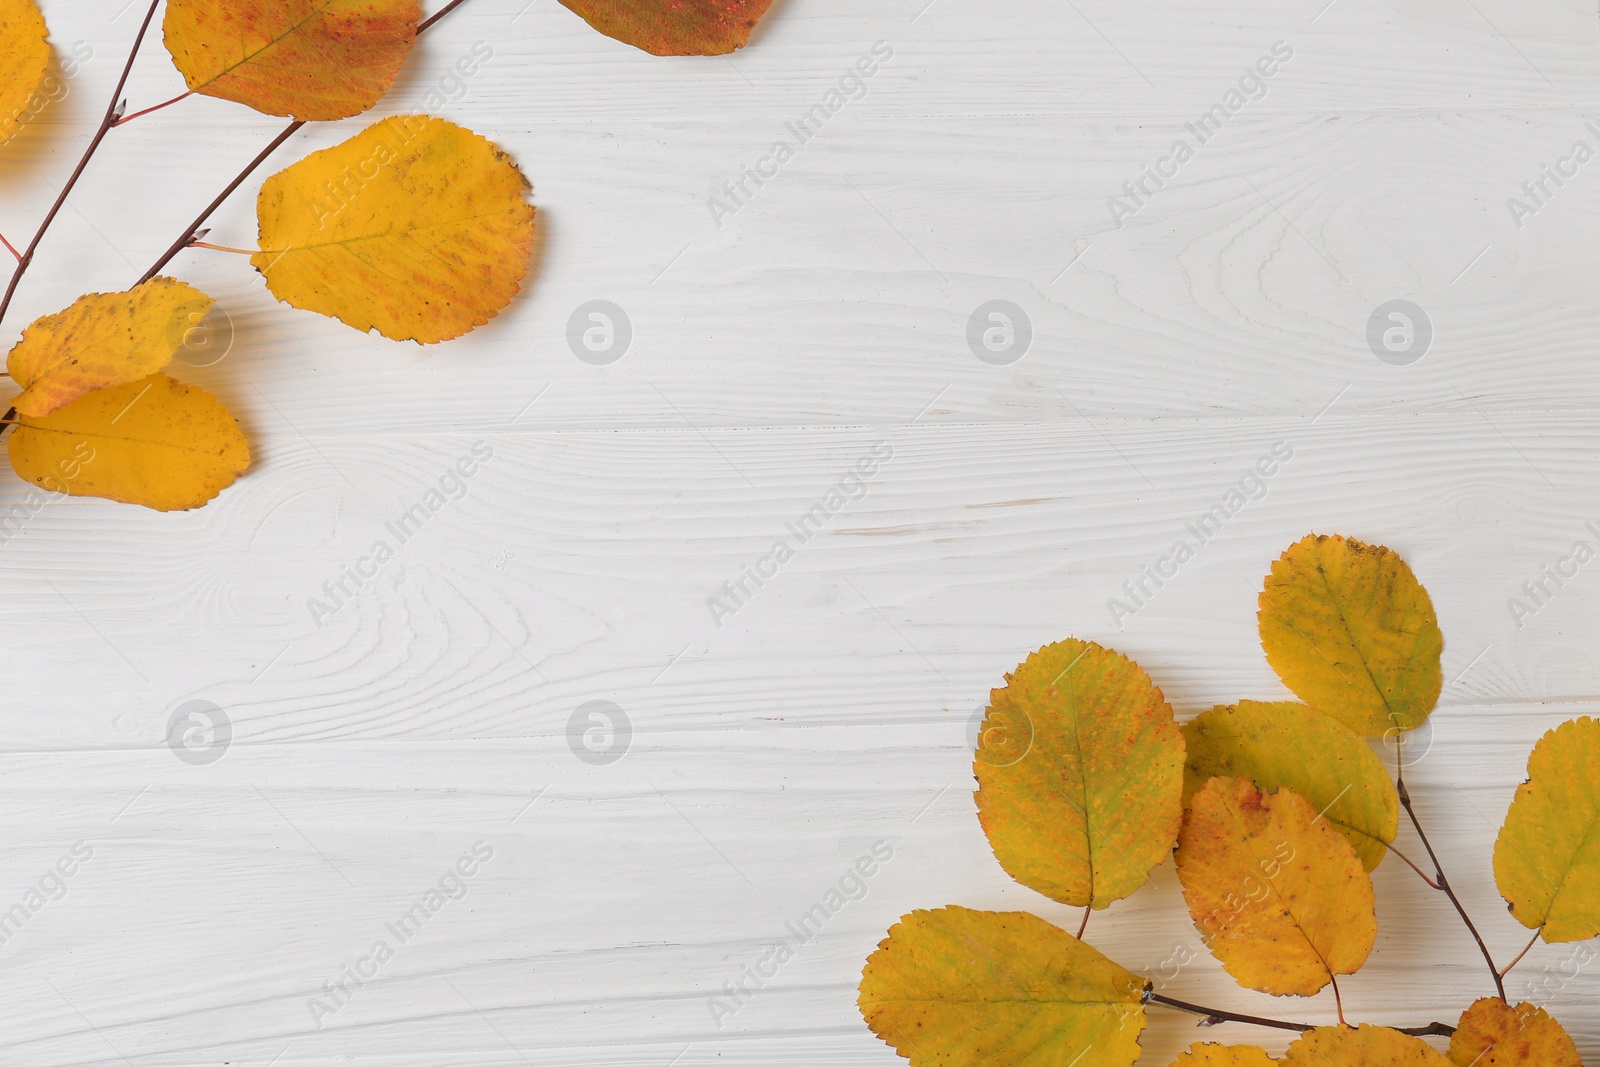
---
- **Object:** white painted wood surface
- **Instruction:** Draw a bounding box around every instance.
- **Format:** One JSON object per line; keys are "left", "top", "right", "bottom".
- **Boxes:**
{"left": 0, "top": 0, "right": 1596, "bottom": 1063}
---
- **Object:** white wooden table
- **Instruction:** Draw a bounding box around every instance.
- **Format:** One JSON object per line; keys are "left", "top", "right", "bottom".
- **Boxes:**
{"left": 0, "top": 0, "right": 1596, "bottom": 1063}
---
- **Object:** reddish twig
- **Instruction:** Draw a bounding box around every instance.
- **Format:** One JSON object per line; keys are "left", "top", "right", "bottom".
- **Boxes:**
{"left": 112, "top": 90, "right": 194, "bottom": 126}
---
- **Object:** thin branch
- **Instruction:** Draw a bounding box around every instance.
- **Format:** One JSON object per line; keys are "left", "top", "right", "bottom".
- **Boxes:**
{"left": 1499, "top": 929, "right": 1542, "bottom": 980}
{"left": 0, "top": 0, "right": 163, "bottom": 328}
{"left": 1397, "top": 777, "right": 1506, "bottom": 999}
{"left": 419, "top": 0, "right": 473, "bottom": 31}
{"left": 0, "top": 232, "right": 20, "bottom": 262}
{"left": 137, "top": 0, "right": 477, "bottom": 285}
{"left": 112, "top": 90, "right": 194, "bottom": 126}
{"left": 1147, "top": 993, "right": 1454, "bottom": 1038}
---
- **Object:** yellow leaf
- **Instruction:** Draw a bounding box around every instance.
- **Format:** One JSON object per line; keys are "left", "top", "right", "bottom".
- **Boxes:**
{"left": 163, "top": 0, "right": 421, "bottom": 121}
{"left": 1258, "top": 533, "right": 1443, "bottom": 736}
{"left": 1493, "top": 716, "right": 1600, "bottom": 942}
{"left": 558, "top": 0, "right": 774, "bottom": 55}
{"left": 253, "top": 115, "right": 536, "bottom": 344}
{"left": 0, "top": 0, "right": 48, "bottom": 147}
{"left": 974, "top": 639, "right": 1185, "bottom": 908}
{"left": 7, "top": 278, "right": 212, "bottom": 418}
{"left": 1173, "top": 1044, "right": 1278, "bottom": 1067}
{"left": 1176, "top": 776, "right": 1375, "bottom": 996}
{"left": 8, "top": 373, "right": 249, "bottom": 511}
{"left": 1447, "top": 997, "right": 1581, "bottom": 1067}
{"left": 858, "top": 906, "right": 1148, "bottom": 1067}
{"left": 1183, "top": 701, "right": 1398, "bottom": 871}
{"left": 1281, "top": 1026, "right": 1451, "bottom": 1066}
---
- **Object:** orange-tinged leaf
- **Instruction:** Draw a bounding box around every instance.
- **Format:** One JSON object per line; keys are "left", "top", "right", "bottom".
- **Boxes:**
{"left": 974, "top": 639, "right": 1185, "bottom": 908}
{"left": 1446, "top": 997, "right": 1581, "bottom": 1067}
{"left": 1281, "top": 1026, "right": 1451, "bottom": 1066}
{"left": 1259, "top": 534, "right": 1443, "bottom": 736}
{"left": 163, "top": 0, "right": 421, "bottom": 121}
{"left": 1173, "top": 1045, "right": 1277, "bottom": 1067}
{"left": 558, "top": 0, "right": 773, "bottom": 55}
{"left": 7, "top": 278, "right": 212, "bottom": 418}
{"left": 1183, "top": 701, "right": 1398, "bottom": 872}
{"left": 253, "top": 115, "right": 536, "bottom": 344}
{"left": 0, "top": 0, "right": 49, "bottom": 147}
{"left": 8, "top": 373, "right": 249, "bottom": 511}
{"left": 858, "top": 906, "right": 1148, "bottom": 1067}
{"left": 1493, "top": 716, "right": 1600, "bottom": 942}
{"left": 1176, "top": 776, "right": 1376, "bottom": 996}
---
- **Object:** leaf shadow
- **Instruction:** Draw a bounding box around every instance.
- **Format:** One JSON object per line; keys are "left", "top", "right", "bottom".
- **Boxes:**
{"left": 0, "top": 48, "right": 98, "bottom": 193}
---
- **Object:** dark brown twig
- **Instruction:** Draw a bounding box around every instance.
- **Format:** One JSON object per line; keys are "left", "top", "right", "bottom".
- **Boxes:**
{"left": 1148, "top": 993, "right": 1455, "bottom": 1038}
{"left": 1396, "top": 777, "right": 1506, "bottom": 1000}
{"left": 0, "top": 0, "right": 164, "bottom": 327}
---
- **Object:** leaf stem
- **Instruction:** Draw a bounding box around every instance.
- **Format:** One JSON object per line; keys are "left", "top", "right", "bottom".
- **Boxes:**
{"left": 1386, "top": 841, "right": 1442, "bottom": 890}
{"left": 1076, "top": 907, "right": 1090, "bottom": 939}
{"left": 190, "top": 241, "right": 257, "bottom": 256}
{"left": 136, "top": 0, "right": 476, "bottom": 285}
{"left": 0, "top": 0, "right": 163, "bottom": 329}
{"left": 0, "top": 232, "right": 20, "bottom": 263}
{"left": 1396, "top": 776, "right": 1506, "bottom": 1000}
{"left": 112, "top": 90, "right": 194, "bottom": 127}
{"left": 1146, "top": 992, "right": 1455, "bottom": 1037}
{"left": 1498, "top": 928, "right": 1542, "bottom": 981}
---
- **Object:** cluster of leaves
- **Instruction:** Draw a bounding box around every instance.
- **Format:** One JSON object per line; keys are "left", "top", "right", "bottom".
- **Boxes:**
{"left": 0, "top": 0, "right": 775, "bottom": 511}
{"left": 858, "top": 533, "right": 1598, "bottom": 1065}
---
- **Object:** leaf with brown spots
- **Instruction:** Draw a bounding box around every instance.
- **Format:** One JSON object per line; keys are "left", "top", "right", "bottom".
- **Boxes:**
{"left": 1173, "top": 1045, "right": 1277, "bottom": 1067}
{"left": 1259, "top": 533, "right": 1443, "bottom": 736}
{"left": 7, "top": 278, "right": 212, "bottom": 417}
{"left": 974, "top": 639, "right": 1185, "bottom": 909}
{"left": 1281, "top": 1026, "right": 1452, "bottom": 1066}
{"left": 557, "top": 0, "right": 774, "bottom": 55}
{"left": 253, "top": 115, "right": 536, "bottom": 344}
{"left": 163, "top": 0, "right": 422, "bottom": 121}
{"left": 858, "top": 906, "right": 1148, "bottom": 1067}
{"left": 1447, "top": 998, "right": 1581, "bottom": 1067}
{"left": 1176, "top": 776, "right": 1376, "bottom": 996}
{"left": 0, "top": 0, "right": 50, "bottom": 147}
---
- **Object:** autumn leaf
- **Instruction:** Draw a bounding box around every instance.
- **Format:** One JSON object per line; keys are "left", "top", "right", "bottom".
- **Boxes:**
{"left": 163, "top": 0, "right": 421, "bottom": 121}
{"left": 253, "top": 115, "right": 536, "bottom": 344}
{"left": 558, "top": 0, "right": 774, "bottom": 55}
{"left": 1176, "top": 776, "right": 1375, "bottom": 996}
{"left": 1259, "top": 533, "right": 1443, "bottom": 736}
{"left": 1280, "top": 1026, "right": 1451, "bottom": 1066}
{"left": 1446, "top": 997, "right": 1581, "bottom": 1067}
{"left": 7, "top": 278, "right": 212, "bottom": 418}
{"left": 1493, "top": 716, "right": 1600, "bottom": 942}
{"left": 0, "top": 0, "right": 48, "bottom": 147}
{"left": 858, "top": 906, "right": 1148, "bottom": 1067}
{"left": 1173, "top": 1045, "right": 1277, "bottom": 1067}
{"left": 1184, "top": 701, "right": 1398, "bottom": 871}
{"left": 8, "top": 373, "right": 249, "bottom": 511}
{"left": 973, "top": 639, "right": 1185, "bottom": 908}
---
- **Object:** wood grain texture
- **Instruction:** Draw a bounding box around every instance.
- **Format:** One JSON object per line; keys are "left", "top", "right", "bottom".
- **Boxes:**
{"left": 0, "top": 0, "right": 1595, "bottom": 1064}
